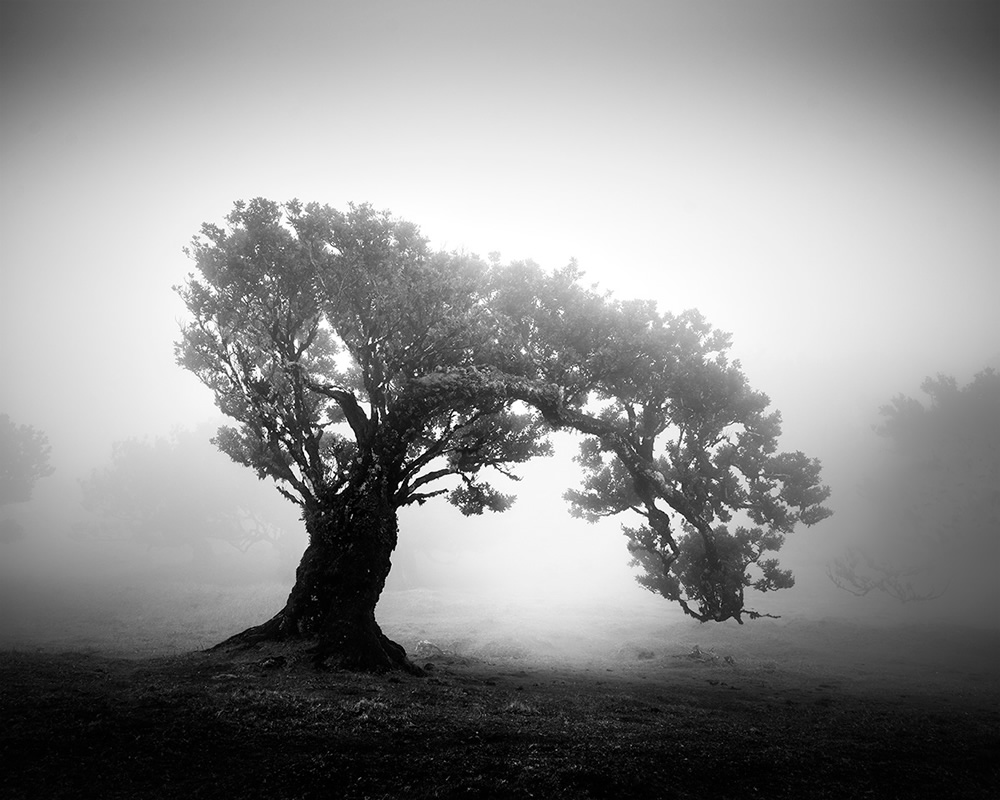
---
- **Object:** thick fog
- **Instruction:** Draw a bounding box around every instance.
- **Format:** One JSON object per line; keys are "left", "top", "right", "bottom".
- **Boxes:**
{"left": 1, "top": 0, "right": 998, "bottom": 656}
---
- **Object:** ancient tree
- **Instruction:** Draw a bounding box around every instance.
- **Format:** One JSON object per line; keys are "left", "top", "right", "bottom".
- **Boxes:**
{"left": 176, "top": 198, "right": 832, "bottom": 671}
{"left": 177, "top": 200, "right": 557, "bottom": 671}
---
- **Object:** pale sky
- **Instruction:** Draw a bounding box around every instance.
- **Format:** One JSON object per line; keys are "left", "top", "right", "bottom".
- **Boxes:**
{"left": 1, "top": 0, "right": 997, "bottom": 615}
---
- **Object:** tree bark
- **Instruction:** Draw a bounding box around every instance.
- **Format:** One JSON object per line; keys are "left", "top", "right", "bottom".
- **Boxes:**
{"left": 213, "top": 469, "right": 420, "bottom": 674}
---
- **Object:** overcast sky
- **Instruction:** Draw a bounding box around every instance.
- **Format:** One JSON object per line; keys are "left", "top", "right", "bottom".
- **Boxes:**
{"left": 1, "top": 0, "right": 997, "bottom": 614}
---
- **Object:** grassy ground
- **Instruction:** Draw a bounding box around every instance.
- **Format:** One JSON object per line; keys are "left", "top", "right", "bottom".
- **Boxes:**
{"left": 1, "top": 581, "right": 998, "bottom": 798}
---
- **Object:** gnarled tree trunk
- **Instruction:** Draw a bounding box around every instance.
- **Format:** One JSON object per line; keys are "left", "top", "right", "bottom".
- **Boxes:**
{"left": 213, "top": 471, "right": 419, "bottom": 674}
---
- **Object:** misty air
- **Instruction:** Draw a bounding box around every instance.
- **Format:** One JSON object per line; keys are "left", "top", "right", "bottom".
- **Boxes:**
{"left": 1, "top": 1, "right": 997, "bottom": 798}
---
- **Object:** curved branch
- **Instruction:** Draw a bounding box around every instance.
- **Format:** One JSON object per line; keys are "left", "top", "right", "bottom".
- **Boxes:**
{"left": 308, "top": 381, "right": 372, "bottom": 445}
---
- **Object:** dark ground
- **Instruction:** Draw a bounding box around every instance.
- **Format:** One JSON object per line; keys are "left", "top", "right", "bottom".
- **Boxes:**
{"left": 2, "top": 625, "right": 998, "bottom": 800}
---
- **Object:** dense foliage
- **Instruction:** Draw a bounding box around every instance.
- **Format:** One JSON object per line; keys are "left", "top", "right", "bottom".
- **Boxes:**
{"left": 177, "top": 200, "right": 550, "bottom": 518}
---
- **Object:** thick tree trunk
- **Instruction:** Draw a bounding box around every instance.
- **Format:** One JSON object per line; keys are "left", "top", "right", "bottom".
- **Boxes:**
{"left": 213, "top": 472, "right": 420, "bottom": 674}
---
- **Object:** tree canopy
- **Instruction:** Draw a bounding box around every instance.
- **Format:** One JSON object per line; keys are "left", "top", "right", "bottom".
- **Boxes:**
{"left": 175, "top": 199, "right": 832, "bottom": 669}
{"left": 829, "top": 368, "right": 999, "bottom": 605}
{"left": 178, "top": 199, "right": 551, "bottom": 518}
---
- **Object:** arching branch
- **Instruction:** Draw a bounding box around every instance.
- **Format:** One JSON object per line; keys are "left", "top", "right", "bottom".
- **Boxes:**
{"left": 307, "top": 381, "right": 372, "bottom": 446}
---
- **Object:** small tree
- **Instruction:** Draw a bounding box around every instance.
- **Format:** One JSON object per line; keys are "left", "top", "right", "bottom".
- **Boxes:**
{"left": 0, "top": 414, "right": 55, "bottom": 543}
{"left": 828, "top": 368, "right": 1000, "bottom": 604}
{"left": 176, "top": 199, "right": 833, "bottom": 671}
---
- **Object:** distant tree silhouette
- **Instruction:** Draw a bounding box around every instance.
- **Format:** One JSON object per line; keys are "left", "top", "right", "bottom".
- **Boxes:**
{"left": 829, "top": 368, "right": 1000, "bottom": 604}
{"left": 78, "top": 425, "right": 295, "bottom": 567}
{"left": 0, "top": 413, "right": 55, "bottom": 543}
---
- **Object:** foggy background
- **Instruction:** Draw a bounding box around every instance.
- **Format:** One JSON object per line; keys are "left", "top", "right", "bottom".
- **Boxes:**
{"left": 1, "top": 0, "right": 997, "bottom": 655}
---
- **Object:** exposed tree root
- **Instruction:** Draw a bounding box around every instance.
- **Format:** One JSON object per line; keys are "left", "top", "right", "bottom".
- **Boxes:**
{"left": 209, "top": 610, "right": 423, "bottom": 676}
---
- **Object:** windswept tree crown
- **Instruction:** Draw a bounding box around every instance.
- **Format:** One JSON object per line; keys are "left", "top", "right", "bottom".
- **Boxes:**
{"left": 176, "top": 199, "right": 831, "bottom": 623}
